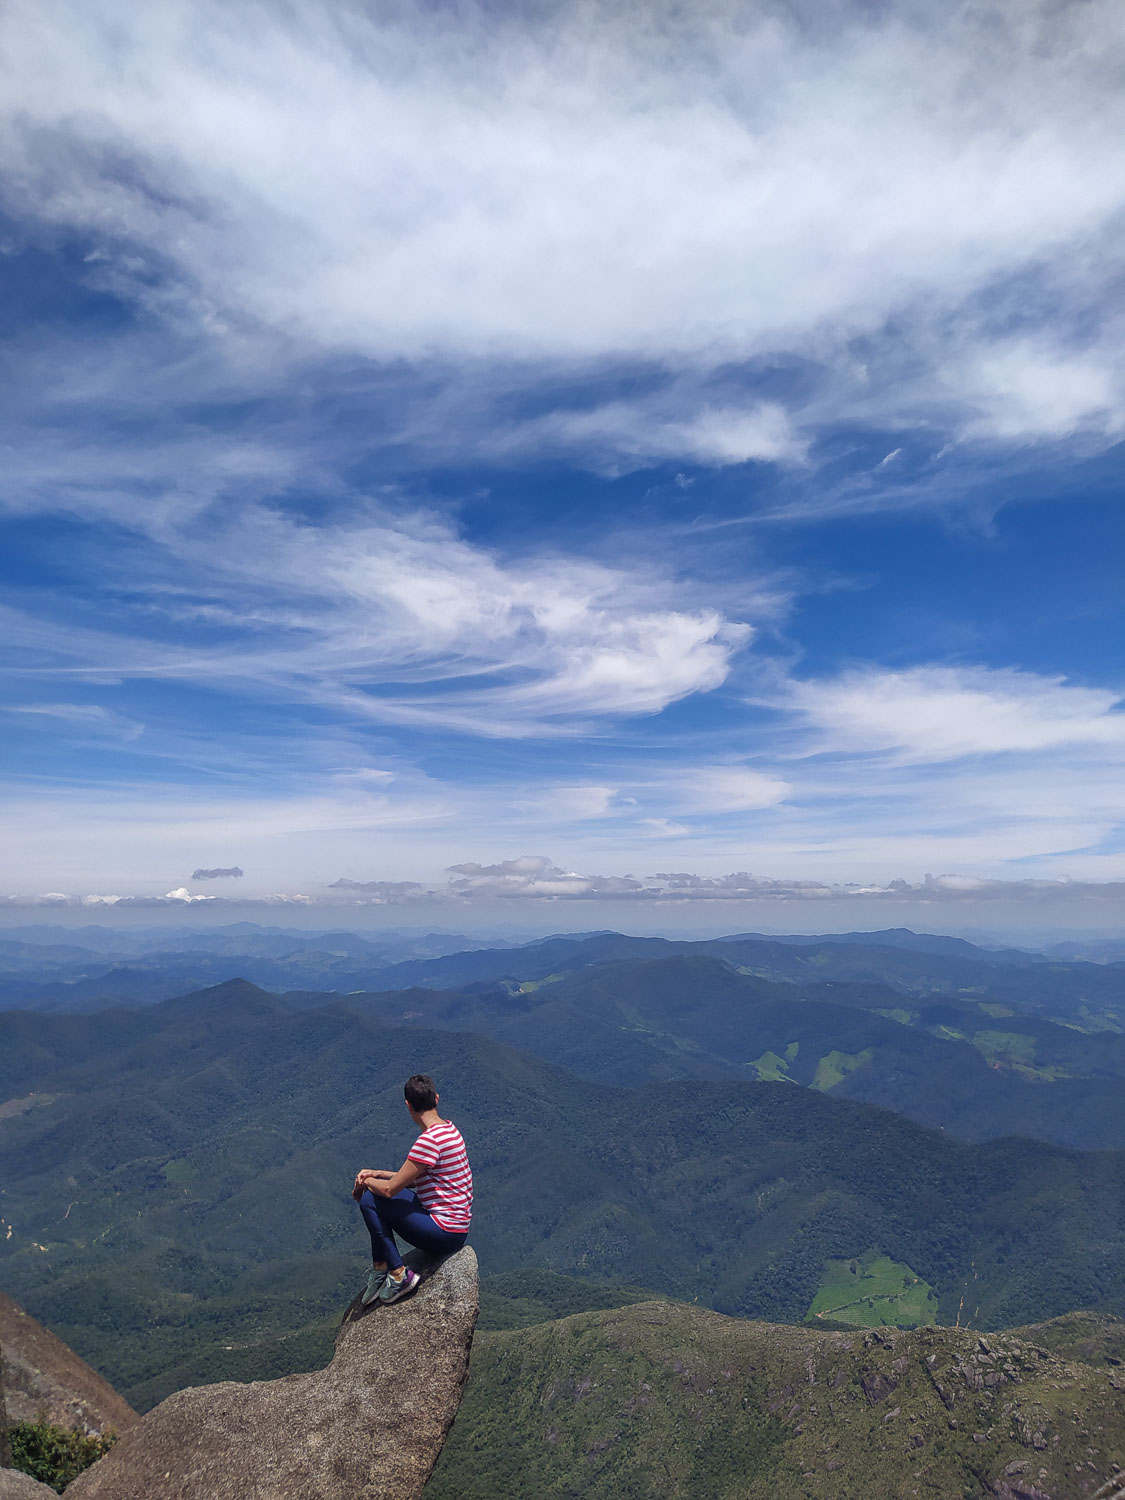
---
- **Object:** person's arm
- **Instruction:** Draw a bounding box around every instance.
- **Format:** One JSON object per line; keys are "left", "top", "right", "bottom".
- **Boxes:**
{"left": 355, "top": 1158, "right": 423, "bottom": 1198}
{"left": 352, "top": 1168, "right": 394, "bottom": 1199}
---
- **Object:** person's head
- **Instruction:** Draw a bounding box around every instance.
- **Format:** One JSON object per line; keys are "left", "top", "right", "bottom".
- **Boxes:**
{"left": 404, "top": 1073, "right": 439, "bottom": 1118}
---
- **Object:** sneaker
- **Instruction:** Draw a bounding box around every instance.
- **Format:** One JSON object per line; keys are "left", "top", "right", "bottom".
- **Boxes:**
{"left": 361, "top": 1266, "right": 388, "bottom": 1306}
{"left": 377, "top": 1267, "right": 420, "bottom": 1305}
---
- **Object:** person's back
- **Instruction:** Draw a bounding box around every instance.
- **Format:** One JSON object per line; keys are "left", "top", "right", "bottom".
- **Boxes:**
{"left": 352, "top": 1073, "right": 472, "bottom": 1305}
{"left": 408, "top": 1116, "right": 473, "bottom": 1233}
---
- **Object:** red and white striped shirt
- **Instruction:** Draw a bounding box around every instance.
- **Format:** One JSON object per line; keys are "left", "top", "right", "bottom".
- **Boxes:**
{"left": 408, "top": 1119, "right": 473, "bottom": 1233}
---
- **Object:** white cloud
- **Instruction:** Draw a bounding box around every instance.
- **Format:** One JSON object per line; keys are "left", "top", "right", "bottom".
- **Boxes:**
{"left": 8, "top": 860, "right": 1125, "bottom": 912}
{"left": 638, "top": 818, "right": 691, "bottom": 837}
{"left": 328, "top": 878, "right": 426, "bottom": 900}
{"left": 675, "top": 767, "right": 791, "bottom": 814}
{"left": 2, "top": 0, "right": 1124, "bottom": 468}
{"left": 2, "top": 713, "right": 1124, "bottom": 898}
{"left": 785, "top": 666, "right": 1125, "bottom": 761}
{"left": 5, "top": 702, "right": 144, "bottom": 740}
{"left": 1, "top": 504, "right": 751, "bottom": 735}
{"left": 515, "top": 786, "right": 620, "bottom": 821}
{"left": 445, "top": 855, "right": 646, "bottom": 900}
{"left": 955, "top": 341, "right": 1125, "bottom": 444}
{"left": 497, "top": 400, "right": 806, "bottom": 471}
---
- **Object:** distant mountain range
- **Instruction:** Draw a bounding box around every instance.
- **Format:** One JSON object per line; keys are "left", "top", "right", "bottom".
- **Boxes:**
{"left": 3, "top": 926, "right": 1123, "bottom": 1033}
{"left": 4, "top": 978, "right": 1125, "bottom": 1415}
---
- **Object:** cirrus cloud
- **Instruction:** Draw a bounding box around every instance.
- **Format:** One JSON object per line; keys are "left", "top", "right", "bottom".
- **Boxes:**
{"left": 783, "top": 666, "right": 1125, "bottom": 762}
{"left": 3, "top": 0, "right": 1124, "bottom": 473}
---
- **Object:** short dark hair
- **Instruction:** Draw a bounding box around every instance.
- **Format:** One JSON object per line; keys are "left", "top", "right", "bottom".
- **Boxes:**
{"left": 404, "top": 1073, "right": 438, "bottom": 1111}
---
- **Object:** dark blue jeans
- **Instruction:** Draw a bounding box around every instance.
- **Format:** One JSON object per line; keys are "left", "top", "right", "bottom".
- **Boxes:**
{"left": 358, "top": 1188, "right": 467, "bottom": 1271}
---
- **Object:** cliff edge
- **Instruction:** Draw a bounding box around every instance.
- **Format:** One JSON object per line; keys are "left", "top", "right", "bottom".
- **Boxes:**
{"left": 0, "top": 1293, "right": 137, "bottom": 1438}
{"left": 67, "top": 1246, "right": 479, "bottom": 1500}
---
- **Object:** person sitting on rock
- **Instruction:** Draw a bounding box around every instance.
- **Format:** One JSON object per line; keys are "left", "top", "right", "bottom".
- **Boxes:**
{"left": 352, "top": 1072, "right": 473, "bottom": 1306}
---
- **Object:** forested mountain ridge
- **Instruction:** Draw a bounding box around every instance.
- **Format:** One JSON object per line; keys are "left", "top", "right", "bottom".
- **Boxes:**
{"left": 356, "top": 928, "right": 1125, "bottom": 1027}
{"left": 330, "top": 952, "right": 1125, "bottom": 1149}
{"left": 424, "top": 1301, "right": 1125, "bottom": 1500}
{"left": 3, "top": 981, "right": 1125, "bottom": 1413}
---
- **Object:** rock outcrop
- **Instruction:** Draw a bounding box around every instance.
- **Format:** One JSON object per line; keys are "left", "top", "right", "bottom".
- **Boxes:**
{"left": 0, "top": 1470, "right": 59, "bottom": 1500}
{"left": 0, "top": 1293, "right": 137, "bottom": 1438}
{"left": 427, "top": 1300, "right": 1125, "bottom": 1500}
{"left": 67, "top": 1246, "right": 479, "bottom": 1500}
{"left": 1, "top": 1344, "right": 10, "bottom": 1470}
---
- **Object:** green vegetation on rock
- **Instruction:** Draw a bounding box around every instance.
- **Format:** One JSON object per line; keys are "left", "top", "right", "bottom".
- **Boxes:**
{"left": 8, "top": 1421, "right": 117, "bottom": 1493}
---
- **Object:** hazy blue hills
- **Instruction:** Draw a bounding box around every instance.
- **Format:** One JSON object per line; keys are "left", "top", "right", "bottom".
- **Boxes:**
{"left": 740, "top": 926, "right": 1039, "bottom": 960}
{"left": 0, "top": 922, "right": 511, "bottom": 959}
{"left": 4, "top": 926, "right": 1124, "bottom": 1034}
{"left": 0, "top": 924, "right": 514, "bottom": 1010}
{"left": 348, "top": 928, "right": 1125, "bottom": 1028}
{"left": 3, "top": 979, "right": 1125, "bottom": 1412}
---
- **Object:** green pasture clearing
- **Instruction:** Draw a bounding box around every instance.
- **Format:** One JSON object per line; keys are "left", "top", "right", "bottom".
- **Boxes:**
{"left": 805, "top": 1251, "right": 939, "bottom": 1329}
{"left": 1076, "top": 1004, "right": 1125, "bottom": 1034}
{"left": 874, "top": 1007, "right": 914, "bottom": 1026}
{"left": 745, "top": 1042, "right": 800, "bottom": 1081}
{"left": 970, "top": 1030, "right": 1069, "bottom": 1081}
{"left": 971, "top": 1030, "right": 1036, "bottom": 1066}
{"left": 931, "top": 1024, "right": 967, "bottom": 1042}
{"left": 745, "top": 1051, "right": 794, "bottom": 1082}
{"left": 162, "top": 1158, "right": 199, "bottom": 1187}
{"left": 811, "top": 1048, "right": 873, "bottom": 1091}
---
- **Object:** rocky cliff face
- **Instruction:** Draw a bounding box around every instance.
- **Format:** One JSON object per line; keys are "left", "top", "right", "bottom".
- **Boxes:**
{"left": 1, "top": 1333, "right": 66, "bottom": 1498}
{"left": 0, "top": 1293, "right": 137, "bottom": 1439}
{"left": 67, "top": 1247, "right": 479, "bottom": 1500}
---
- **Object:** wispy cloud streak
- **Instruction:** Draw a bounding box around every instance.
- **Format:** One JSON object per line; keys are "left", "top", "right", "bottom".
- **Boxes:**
{"left": 3, "top": 0, "right": 1124, "bottom": 476}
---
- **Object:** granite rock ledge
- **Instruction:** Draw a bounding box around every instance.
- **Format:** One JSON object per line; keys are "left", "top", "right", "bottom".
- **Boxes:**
{"left": 67, "top": 1246, "right": 480, "bottom": 1500}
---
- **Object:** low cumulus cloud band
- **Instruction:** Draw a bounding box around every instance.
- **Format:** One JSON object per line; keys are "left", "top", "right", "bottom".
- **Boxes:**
{"left": 7, "top": 858, "right": 1124, "bottom": 909}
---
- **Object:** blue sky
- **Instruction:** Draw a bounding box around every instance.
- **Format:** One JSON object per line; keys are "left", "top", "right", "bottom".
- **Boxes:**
{"left": 3, "top": 0, "right": 1125, "bottom": 931}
